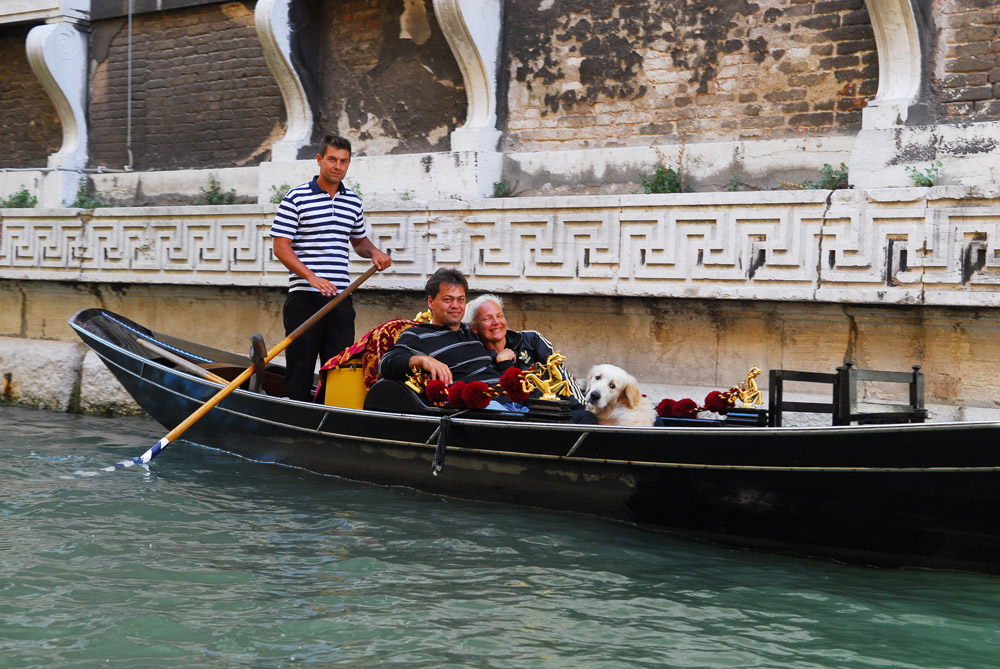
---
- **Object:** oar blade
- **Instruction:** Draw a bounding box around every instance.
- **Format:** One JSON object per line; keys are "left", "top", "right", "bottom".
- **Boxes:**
{"left": 67, "top": 437, "right": 168, "bottom": 478}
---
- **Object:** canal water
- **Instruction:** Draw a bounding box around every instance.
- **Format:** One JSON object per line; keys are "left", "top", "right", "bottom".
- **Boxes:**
{"left": 2, "top": 405, "right": 1000, "bottom": 668}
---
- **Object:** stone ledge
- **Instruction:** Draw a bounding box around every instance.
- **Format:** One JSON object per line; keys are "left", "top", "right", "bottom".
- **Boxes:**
{"left": 0, "top": 337, "right": 143, "bottom": 414}
{"left": 7, "top": 186, "right": 1000, "bottom": 307}
{"left": 0, "top": 338, "right": 83, "bottom": 412}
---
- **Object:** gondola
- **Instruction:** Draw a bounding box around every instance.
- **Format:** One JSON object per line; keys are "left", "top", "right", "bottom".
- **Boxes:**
{"left": 70, "top": 307, "right": 1000, "bottom": 575}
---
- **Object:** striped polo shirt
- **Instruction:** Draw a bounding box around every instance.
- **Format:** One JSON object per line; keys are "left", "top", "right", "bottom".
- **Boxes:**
{"left": 270, "top": 177, "right": 368, "bottom": 292}
{"left": 379, "top": 323, "right": 502, "bottom": 385}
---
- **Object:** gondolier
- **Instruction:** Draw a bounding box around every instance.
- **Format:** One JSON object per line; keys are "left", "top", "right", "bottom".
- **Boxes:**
{"left": 271, "top": 134, "right": 391, "bottom": 401}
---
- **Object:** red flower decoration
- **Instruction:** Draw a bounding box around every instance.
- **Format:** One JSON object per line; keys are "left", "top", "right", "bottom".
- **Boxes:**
{"left": 703, "top": 390, "right": 732, "bottom": 415}
{"left": 671, "top": 398, "right": 699, "bottom": 418}
{"left": 447, "top": 381, "right": 468, "bottom": 409}
{"left": 655, "top": 398, "right": 676, "bottom": 418}
{"left": 462, "top": 381, "right": 493, "bottom": 410}
{"left": 426, "top": 379, "right": 449, "bottom": 406}
{"left": 499, "top": 367, "right": 530, "bottom": 403}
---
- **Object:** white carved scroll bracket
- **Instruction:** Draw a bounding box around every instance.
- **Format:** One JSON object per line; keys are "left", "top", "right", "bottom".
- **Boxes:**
{"left": 26, "top": 22, "right": 88, "bottom": 172}
{"left": 255, "top": 0, "right": 313, "bottom": 163}
{"left": 861, "top": 0, "right": 927, "bottom": 131}
{"left": 433, "top": 0, "right": 502, "bottom": 154}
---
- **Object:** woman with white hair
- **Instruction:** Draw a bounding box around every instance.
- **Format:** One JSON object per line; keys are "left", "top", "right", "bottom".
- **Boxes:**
{"left": 464, "top": 294, "right": 586, "bottom": 405}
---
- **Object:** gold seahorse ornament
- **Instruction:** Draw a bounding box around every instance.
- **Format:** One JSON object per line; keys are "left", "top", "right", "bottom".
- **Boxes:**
{"left": 733, "top": 365, "right": 763, "bottom": 407}
{"left": 522, "top": 352, "right": 573, "bottom": 401}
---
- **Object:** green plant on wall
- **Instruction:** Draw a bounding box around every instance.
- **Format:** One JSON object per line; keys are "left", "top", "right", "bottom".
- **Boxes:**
{"left": 0, "top": 186, "right": 38, "bottom": 208}
{"left": 269, "top": 184, "right": 291, "bottom": 205}
{"left": 780, "top": 163, "right": 850, "bottom": 190}
{"left": 808, "top": 162, "right": 849, "bottom": 190}
{"left": 638, "top": 163, "right": 690, "bottom": 194}
{"left": 492, "top": 179, "right": 519, "bottom": 198}
{"left": 69, "top": 177, "right": 112, "bottom": 208}
{"left": 905, "top": 161, "right": 943, "bottom": 187}
{"left": 726, "top": 173, "right": 741, "bottom": 192}
{"left": 198, "top": 175, "right": 237, "bottom": 205}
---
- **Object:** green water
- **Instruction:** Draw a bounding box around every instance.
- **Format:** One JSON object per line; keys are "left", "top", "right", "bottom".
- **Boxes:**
{"left": 2, "top": 405, "right": 1000, "bottom": 667}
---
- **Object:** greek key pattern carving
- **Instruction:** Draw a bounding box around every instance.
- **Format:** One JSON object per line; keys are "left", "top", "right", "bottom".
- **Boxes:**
{"left": 2, "top": 194, "right": 1000, "bottom": 305}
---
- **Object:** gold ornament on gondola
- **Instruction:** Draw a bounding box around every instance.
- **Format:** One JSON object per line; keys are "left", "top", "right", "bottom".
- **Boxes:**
{"left": 732, "top": 364, "right": 763, "bottom": 407}
{"left": 405, "top": 351, "right": 571, "bottom": 403}
{"left": 522, "top": 352, "right": 573, "bottom": 401}
{"left": 404, "top": 369, "right": 429, "bottom": 394}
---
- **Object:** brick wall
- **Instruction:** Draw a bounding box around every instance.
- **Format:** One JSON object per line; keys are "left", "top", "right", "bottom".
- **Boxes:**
{"left": 311, "top": 0, "right": 466, "bottom": 155}
{"left": 88, "top": 1, "right": 284, "bottom": 171}
{"left": 502, "top": 0, "right": 878, "bottom": 151}
{"left": 936, "top": 0, "right": 1000, "bottom": 121}
{"left": 0, "top": 25, "right": 62, "bottom": 169}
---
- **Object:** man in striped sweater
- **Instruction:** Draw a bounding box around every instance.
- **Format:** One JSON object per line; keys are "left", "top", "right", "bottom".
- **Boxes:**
{"left": 271, "top": 134, "right": 391, "bottom": 401}
{"left": 379, "top": 268, "right": 501, "bottom": 386}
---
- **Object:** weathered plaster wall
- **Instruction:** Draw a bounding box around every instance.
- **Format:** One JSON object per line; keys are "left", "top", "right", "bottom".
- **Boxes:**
{"left": 293, "top": 0, "right": 466, "bottom": 156}
{"left": 502, "top": 0, "right": 878, "bottom": 152}
{"left": 0, "top": 23, "right": 61, "bottom": 169}
{"left": 2, "top": 280, "right": 999, "bottom": 419}
{"left": 88, "top": 1, "right": 285, "bottom": 171}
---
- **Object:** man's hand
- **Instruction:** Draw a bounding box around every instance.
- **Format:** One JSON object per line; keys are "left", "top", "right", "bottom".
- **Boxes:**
{"left": 495, "top": 348, "right": 516, "bottom": 363}
{"left": 273, "top": 237, "right": 339, "bottom": 297}
{"left": 409, "top": 355, "right": 453, "bottom": 385}
{"left": 370, "top": 248, "right": 392, "bottom": 271}
{"left": 307, "top": 275, "right": 339, "bottom": 297}
{"left": 351, "top": 237, "right": 392, "bottom": 271}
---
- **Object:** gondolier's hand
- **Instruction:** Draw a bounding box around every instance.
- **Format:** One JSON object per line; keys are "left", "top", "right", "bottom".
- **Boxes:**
{"left": 351, "top": 237, "right": 392, "bottom": 271}
{"left": 308, "top": 275, "right": 339, "bottom": 298}
{"left": 371, "top": 248, "right": 392, "bottom": 271}
{"left": 409, "top": 355, "right": 453, "bottom": 385}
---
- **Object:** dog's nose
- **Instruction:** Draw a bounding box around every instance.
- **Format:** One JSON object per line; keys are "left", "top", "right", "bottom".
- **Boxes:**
{"left": 588, "top": 391, "right": 600, "bottom": 403}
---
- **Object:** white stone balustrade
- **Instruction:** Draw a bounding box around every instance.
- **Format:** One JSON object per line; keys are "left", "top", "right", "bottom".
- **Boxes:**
{"left": 4, "top": 188, "right": 1000, "bottom": 306}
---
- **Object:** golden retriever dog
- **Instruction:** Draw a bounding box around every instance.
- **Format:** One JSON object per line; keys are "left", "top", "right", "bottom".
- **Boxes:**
{"left": 584, "top": 364, "right": 657, "bottom": 427}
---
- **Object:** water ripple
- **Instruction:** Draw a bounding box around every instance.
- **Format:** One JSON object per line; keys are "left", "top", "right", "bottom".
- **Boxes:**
{"left": 3, "top": 406, "right": 1000, "bottom": 667}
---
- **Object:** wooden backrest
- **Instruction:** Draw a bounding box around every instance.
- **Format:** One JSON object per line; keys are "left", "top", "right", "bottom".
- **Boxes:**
{"left": 768, "top": 363, "right": 926, "bottom": 427}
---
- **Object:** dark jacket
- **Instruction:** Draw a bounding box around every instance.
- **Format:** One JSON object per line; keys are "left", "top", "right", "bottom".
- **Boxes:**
{"left": 495, "top": 330, "right": 586, "bottom": 404}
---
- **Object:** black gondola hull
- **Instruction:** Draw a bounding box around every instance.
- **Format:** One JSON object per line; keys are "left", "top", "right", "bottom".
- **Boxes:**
{"left": 70, "top": 308, "right": 1000, "bottom": 574}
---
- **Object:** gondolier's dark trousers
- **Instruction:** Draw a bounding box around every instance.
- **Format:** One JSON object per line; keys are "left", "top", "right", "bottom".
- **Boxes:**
{"left": 282, "top": 291, "right": 355, "bottom": 402}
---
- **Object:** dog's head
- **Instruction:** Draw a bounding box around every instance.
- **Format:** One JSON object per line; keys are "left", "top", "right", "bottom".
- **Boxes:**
{"left": 585, "top": 364, "right": 643, "bottom": 411}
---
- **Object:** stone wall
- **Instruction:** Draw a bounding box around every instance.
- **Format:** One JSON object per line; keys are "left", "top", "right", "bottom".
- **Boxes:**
{"left": 4, "top": 189, "right": 1000, "bottom": 414}
{"left": 3, "top": 280, "right": 999, "bottom": 420}
{"left": 88, "top": 1, "right": 285, "bottom": 171}
{"left": 502, "top": 0, "right": 878, "bottom": 152}
{"left": 301, "top": 0, "right": 466, "bottom": 156}
{"left": 6, "top": 189, "right": 1000, "bottom": 304}
{"left": 937, "top": 0, "right": 1000, "bottom": 121}
{"left": 0, "top": 24, "right": 61, "bottom": 169}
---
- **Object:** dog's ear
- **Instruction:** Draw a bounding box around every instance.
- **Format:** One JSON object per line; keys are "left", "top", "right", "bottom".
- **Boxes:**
{"left": 585, "top": 366, "right": 597, "bottom": 390}
{"left": 620, "top": 380, "right": 641, "bottom": 409}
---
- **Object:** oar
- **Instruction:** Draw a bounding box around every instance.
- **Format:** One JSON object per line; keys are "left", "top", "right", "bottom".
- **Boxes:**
{"left": 75, "top": 265, "right": 378, "bottom": 476}
{"left": 136, "top": 339, "right": 229, "bottom": 385}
